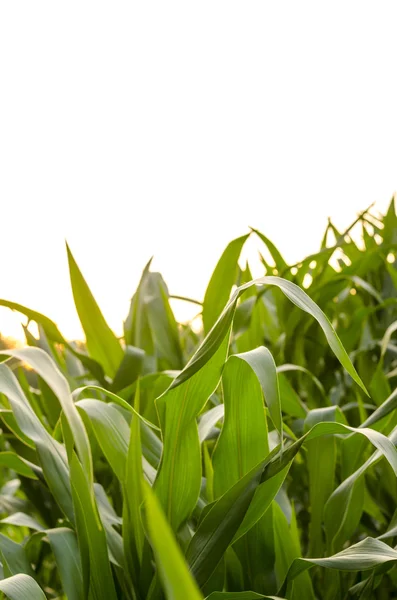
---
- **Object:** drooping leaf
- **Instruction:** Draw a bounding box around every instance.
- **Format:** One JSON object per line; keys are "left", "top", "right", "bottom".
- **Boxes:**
{"left": 0, "top": 347, "right": 93, "bottom": 483}
{"left": 187, "top": 419, "right": 397, "bottom": 588}
{"left": 0, "top": 574, "right": 46, "bottom": 600}
{"left": 172, "top": 276, "right": 367, "bottom": 395}
{"left": 0, "top": 512, "right": 44, "bottom": 531}
{"left": 0, "top": 452, "right": 37, "bottom": 480}
{"left": 0, "top": 362, "right": 74, "bottom": 522}
{"left": 280, "top": 537, "right": 397, "bottom": 594}
{"left": 0, "top": 299, "right": 106, "bottom": 383}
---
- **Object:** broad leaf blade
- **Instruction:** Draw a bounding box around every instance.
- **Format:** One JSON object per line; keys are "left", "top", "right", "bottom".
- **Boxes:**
{"left": 213, "top": 349, "right": 270, "bottom": 498}
{"left": 70, "top": 453, "right": 117, "bottom": 600}
{"left": 0, "top": 575, "right": 46, "bottom": 600}
{"left": 144, "top": 483, "right": 203, "bottom": 600}
{"left": 46, "top": 528, "right": 84, "bottom": 600}
{"left": 173, "top": 276, "right": 367, "bottom": 395}
{"left": 281, "top": 537, "right": 397, "bottom": 593}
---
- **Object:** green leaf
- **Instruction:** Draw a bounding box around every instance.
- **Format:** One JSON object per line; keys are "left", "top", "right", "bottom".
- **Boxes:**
{"left": 0, "top": 533, "right": 34, "bottom": 578}
{"left": 0, "top": 452, "right": 37, "bottom": 480}
{"left": 124, "top": 260, "right": 155, "bottom": 357}
{"left": 276, "top": 364, "right": 325, "bottom": 403}
{"left": 46, "top": 527, "right": 84, "bottom": 600}
{"left": 154, "top": 330, "right": 231, "bottom": 530}
{"left": 187, "top": 419, "right": 397, "bottom": 588}
{"left": 213, "top": 349, "right": 270, "bottom": 499}
{"left": 143, "top": 483, "right": 204, "bottom": 600}
{"left": 324, "top": 425, "right": 397, "bottom": 552}
{"left": 76, "top": 396, "right": 155, "bottom": 485}
{"left": 0, "top": 362, "right": 74, "bottom": 522}
{"left": 157, "top": 274, "right": 366, "bottom": 533}
{"left": 187, "top": 448, "right": 284, "bottom": 589}
{"left": 206, "top": 593, "right": 285, "bottom": 599}
{"left": 280, "top": 537, "right": 397, "bottom": 593}
{"left": 0, "top": 575, "right": 46, "bottom": 600}
{"left": 198, "top": 405, "right": 224, "bottom": 443}
{"left": 123, "top": 384, "right": 146, "bottom": 598}
{"left": 1, "top": 347, "right": 93, "bottom": 480}
{"left": 0, "top": 513, "right": 44, "bottom": 531}
{"left": 111, "top": 345, "right": 145, "bottom": 392}
{"left": 124, "top": 265, "right": 183, "bottom": 370}
{"left": 202, "top": 234, "right": 249, "bottom": 333}
{"left": 66, "top": 243, "right": 123, "bottom": 377}
{"left": 73, "top": 384, "right": 160, "bottom": 432}
{"left": 232, "top": 469, "right": 288, "bottom": 544}
{"left": 273, "top": 503, "right": 315, "bottom": 599}
{"left": 144, "top": 273, "right": 184, "bottom": 370}
{"left": 172, "top": 276, "right": 367, "bottom": 396}
{"left": 250, "top": 228, "right": 288, "bottom": 272}
{"left": 211, "top": 346, "right": 285, "bottom": 587}
{"left": 382, "top": 195, "right": 397, "bottom": 245}
{"left": 276, "top": 374, "right": 307, "bottom": 418}
{"left": 1, "top": 207, "right": 395, "bottom": 600}
{"left": 93, "top": 484, "right": 125, "bottom": 568}
{"left": 305, "top": 408, "right": 338, "bottom": 556}
{"left": 69, "top": 452, "right": 117, "bottom": 600}
{"left": 247, "top": 347, "right": 282, "bottom": 442}
{"left": 76, "top": 399, "right": 129, "bottom": 482}
{"left": 0, "top": 299, "right": 106, "bottom": 383}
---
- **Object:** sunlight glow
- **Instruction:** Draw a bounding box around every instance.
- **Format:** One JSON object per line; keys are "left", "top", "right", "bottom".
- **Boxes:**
{"left": 0, "top": 2, "right": 396, "bottom": 340}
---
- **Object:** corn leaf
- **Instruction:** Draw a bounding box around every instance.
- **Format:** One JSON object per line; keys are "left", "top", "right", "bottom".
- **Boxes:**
{"left": 280, "top": 537, "right": 397, "bottom": 593}
{"left": 203, "top": 234, "right": 249, "bottom": 333}
{"left": 46, "top": 527, "right": 84, "bottom": 600}
{"left": 69, "top": 452, "right": 117, "bottom": 600}
{"left": 0, "top": 575, "right": 46, "bottom": 600}
{"left": 67, "top": 243, "right": 123, "bottom": 377}
{"left": 144, "top": 483, "right": 203, "bottom": 600}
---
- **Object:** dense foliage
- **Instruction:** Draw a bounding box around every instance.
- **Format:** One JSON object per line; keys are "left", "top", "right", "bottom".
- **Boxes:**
{"left": 0, "top": 200, "right": 397, "bottom": 599}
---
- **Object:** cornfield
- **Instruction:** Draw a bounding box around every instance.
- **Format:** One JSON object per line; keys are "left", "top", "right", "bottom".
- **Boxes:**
{"left": 0, "top": 200, "right": 397, "bottom": 599}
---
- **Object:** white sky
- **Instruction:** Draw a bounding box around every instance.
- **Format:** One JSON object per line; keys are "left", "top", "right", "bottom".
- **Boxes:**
{"left": 1, "top": 2, "right": 396, "bottom": 340}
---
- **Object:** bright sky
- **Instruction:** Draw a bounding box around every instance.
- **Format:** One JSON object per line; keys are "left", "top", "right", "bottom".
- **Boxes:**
{"left": 1, "top": 2, "right": 397, "bottom": 340}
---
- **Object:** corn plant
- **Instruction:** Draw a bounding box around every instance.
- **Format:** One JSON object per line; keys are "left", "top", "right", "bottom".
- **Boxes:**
{"left": 0, "top": 199, "right": 396, "bottom": 598}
